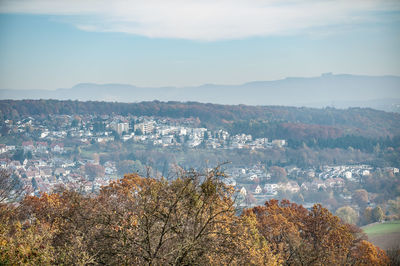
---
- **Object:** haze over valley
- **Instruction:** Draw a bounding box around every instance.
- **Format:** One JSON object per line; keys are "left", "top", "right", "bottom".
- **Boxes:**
{"left": 1, "top": 73, "right": 400, "bottom": 112}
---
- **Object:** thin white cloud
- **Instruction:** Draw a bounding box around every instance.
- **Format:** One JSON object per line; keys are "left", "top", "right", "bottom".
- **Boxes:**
{"left": 1, "top": 0, "right": 399, "bottom": 40}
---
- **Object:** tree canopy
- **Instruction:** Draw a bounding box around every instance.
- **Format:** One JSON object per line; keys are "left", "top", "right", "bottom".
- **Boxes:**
{"left": 243, "top": 199, "right": 388, "bottom": 265}
{"left": 0, "top": 168, "right": 389, "bottom": 265}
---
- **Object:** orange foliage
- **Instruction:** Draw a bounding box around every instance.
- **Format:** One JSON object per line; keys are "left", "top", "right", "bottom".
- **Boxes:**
{"left": 351, "top": 240, "right": 389, "bottom": 265}
{"left": 244, "top": 199, "right": 389, "bottom": 265}
{"left": 0, "top": 173, "right": 388, "bottom": 265}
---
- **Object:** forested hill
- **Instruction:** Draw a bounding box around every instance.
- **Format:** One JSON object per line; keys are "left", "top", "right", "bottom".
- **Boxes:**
{"left": 1, "top": 74, "right": 399, "bottom": 112}
{"left": 1, "top": 99, "right": 400, "bottom": 139}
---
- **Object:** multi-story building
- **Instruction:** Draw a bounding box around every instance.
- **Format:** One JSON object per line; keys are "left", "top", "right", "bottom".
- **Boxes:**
{"left": 134, "top": 121, "right": 154, "bottom": 134}
{"left": 116, "top": 122, "right": 129, "bottom": 135}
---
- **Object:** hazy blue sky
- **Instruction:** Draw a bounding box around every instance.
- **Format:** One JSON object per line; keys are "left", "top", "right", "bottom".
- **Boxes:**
{"left": 0, "top": 0, "right": 399, "bottom": 89}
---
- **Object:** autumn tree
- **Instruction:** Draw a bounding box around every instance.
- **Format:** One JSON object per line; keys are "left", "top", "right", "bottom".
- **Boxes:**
{"left": 371, "top": 206, "right": 385, "bottom": 222}
{"left": 18, "top": 191, "right": 99, "bottom": 264}
{"left": 116, "top": 159, "right": 144, "bottom": 175}
{"left": 388, "top": 197, "right": 400, "bottom": 219}
{"left": 0, "top": 167, "right": 389, "bottom": 265}
{"left": 95, "top": 168, "right": 279, "bottom": 265}
{"left": 352, "top": 189, "right": 369, "bottom": 207}
{"left": 350, "top": 240, "right": 389, "bottom": 265}
{"left": 0, "top": 208, "right": 54, "bottom": 265}
{"left": 244, "top": 199, "right": 388, "bottom": 265}
{"left": 269, "top": 166, "right": 288, "bottom": 183}
{"left": 0, "top": 169, "right": 23, "bottom": 204}
{"left": 335, "top": 205, "right": 359, "bottom": 225}
{"left": 6, "top": 167, "right": 279, "bottom": 265}
{"left": 84, "top": 163, "right": 105, "bottom": 180}
{"left": 362, "top": 207, "right": 373, "bottom": 225}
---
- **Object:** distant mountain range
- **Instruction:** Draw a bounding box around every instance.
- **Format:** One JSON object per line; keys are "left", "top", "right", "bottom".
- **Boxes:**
{"left": 1, "top": 73, "right": 399, "bottom": 112}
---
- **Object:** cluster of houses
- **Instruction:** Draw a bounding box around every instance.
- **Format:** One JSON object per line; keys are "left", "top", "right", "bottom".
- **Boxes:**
{"left": 1, "top": 154, "right": 398, "bottom": 209}
{"left": 2, "top": 114, "right": 399, "bottom": 208}
{"left": 0, "top": 141, "right": 66, "bottom": 157}
{"left": 0, "top": 156, "right": 119, "bottom": 195}
{"left": 2, "top": 115, "right": 287, "bottom": 150}
{"left": 0, "top": 144, "right": 15, "bottom": 154}
{"left": 224, "top": 164, "right": 399, "bottom": 207}
{"left": 227, "top": 165, "right": 345, "bottom": 195}
{"left": 116, "top": 123, "right": 285, "bottom": 150}
{"left": 0, "top": 114, "right": 288, "bottom": 197}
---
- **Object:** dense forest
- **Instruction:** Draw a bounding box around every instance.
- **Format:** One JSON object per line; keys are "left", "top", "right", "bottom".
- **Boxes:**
{"left": 0, "top": 168, "right": 391, "bottom": 265}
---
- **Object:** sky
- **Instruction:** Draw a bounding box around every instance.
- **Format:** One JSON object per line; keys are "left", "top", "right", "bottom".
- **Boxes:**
{"left": 0, "top": 0, "right": 399, "bottom": 90}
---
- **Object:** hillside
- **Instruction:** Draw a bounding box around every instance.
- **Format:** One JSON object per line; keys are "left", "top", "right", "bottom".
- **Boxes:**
{"left": 362, "top": 221, "right": 400, "bottom": 250}
{"left": 1, "top": 74, "right": 400, "bottom": 112}
{"left": 1, "top": 100, "right": 400, "bottom": 140}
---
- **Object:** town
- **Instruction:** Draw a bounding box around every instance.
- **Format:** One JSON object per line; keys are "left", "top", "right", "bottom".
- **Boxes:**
{"left": 0, "top": 114, "right": 285, "bottom": 192}
{"left": 0, "top": 114, "right": 399, "bottom": 218}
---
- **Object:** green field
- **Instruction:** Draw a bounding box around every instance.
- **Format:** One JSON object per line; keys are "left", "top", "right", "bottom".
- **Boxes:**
{"left": 362, "top": 221, "right": 400, "bottom": 250}
{"left": 362, "top": 221, "right": 400, "bottom": 235}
